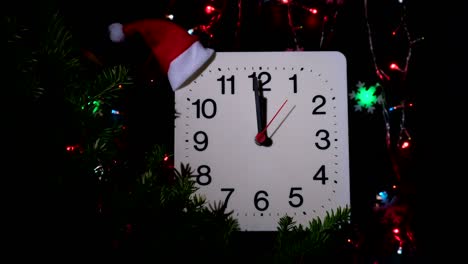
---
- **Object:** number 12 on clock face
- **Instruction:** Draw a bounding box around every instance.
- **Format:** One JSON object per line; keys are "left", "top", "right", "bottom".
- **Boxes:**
{"left": 174, "top": 51, "right": 350, "bottom": 231}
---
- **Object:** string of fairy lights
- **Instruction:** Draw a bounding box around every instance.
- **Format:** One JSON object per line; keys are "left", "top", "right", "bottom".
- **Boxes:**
{"left": 363, "top": 0, "right": 422, "bottom": 151}
{"left": 361, "top": 0, "right": 421, "bottom": 256}
{"left": 165, "top": 0, "right": 344, "bottom": 50}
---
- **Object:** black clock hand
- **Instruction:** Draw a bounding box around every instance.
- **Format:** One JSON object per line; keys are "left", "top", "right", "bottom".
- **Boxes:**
{"left": 253, "top": 75, "right": 273, "bottom": 146}
{"left": 253, "top": 75, "right": 266, "bottom": 134}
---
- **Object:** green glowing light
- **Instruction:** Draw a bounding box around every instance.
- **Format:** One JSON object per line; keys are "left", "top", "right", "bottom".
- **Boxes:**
{"left": 81, "top": 100, "right": 101, "bottom": 113}
{"left": 349, "top": 82, "right": 381, "bottom": 113}
{"left": 355, "top": 85, "right": 378, "bottom": 108}
{"left": 92, "top": 101, "right": 100, "bottom": 114}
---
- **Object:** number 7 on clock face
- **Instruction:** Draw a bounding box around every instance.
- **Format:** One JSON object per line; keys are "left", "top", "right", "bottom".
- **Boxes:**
{"left": 174, "top": 51, "right": 350, "bottom": 231}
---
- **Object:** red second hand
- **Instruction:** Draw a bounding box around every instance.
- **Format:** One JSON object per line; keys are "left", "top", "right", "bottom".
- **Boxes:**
{"left": 255, "top": 99, "right": 288, "bottom": 144}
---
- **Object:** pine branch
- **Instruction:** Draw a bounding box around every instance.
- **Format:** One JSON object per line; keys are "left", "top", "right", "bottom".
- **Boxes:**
{"left": 3, "top": 15, "right": 41, "bottom": 99}
{"left": 90, "top": 65, "right": 132, "bottom": 100}
{"left": 160, "top": 163, "right": 199, "bottom": 209}
{"left": 34, "top": 12, "right": 82, "bottom": 100}
{"left": 274, "top": 206, "right": 352, "bottom": 263}
{"left": 69, "top": 65, "right": 131, "bottom": 117}
{"left": 40, "top": 12, "right": 80, "bottom": 73}
{"left": 127, "top": 158, "right": 240, "bottom": 260}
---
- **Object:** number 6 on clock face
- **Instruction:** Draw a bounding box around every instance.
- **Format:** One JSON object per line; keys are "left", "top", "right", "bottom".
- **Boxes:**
{"left": 174, "top": 51, "right": 350, "bottom": 231}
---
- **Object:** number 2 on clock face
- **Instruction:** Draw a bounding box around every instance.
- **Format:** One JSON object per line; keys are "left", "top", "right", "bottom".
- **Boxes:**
{"left": 174, "top": 51, "right": 350, "bottom": 231}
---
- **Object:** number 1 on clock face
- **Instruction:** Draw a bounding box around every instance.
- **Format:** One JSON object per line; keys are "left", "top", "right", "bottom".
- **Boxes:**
{"left": 175, "top": 51, "right": 350, "bottom": 231}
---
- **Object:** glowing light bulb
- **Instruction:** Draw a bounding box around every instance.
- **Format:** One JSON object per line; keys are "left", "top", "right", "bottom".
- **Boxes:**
{"left": 309, "top": 8, "right": 318, "bottom": 14}
{"left": 378, "top": 191, "right": 388, "bottom": 201}
{"left": 66, "top": 145, "right": 80, "bottom": 152}
{"left": 390, "top": 63, "right": 401, "bottom": 71}
{"left": 401, "top": 141, "right": 410, "bottom": 149}
{"left": 397, "top": 246, "right": 403, "bottom": 254}
{"left": 205, "top": 5, "right": 216, "bottom": 14}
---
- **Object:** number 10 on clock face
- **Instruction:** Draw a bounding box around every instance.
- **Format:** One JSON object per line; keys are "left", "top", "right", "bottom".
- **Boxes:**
{"left": 174, "top": 51, "right": 350, "bottom": 231}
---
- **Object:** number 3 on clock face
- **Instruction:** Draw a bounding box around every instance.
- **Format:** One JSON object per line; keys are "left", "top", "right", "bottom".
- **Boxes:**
{"left": 174, "top": 51, "right": 350, "bottom": 231}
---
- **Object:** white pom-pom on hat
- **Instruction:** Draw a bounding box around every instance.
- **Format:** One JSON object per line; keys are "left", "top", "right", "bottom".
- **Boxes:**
{"left": 109, "top": 23, "right": 125, "bottom": 42}
{"left": 107, "top": 19, "right": 215, "bottom": 91}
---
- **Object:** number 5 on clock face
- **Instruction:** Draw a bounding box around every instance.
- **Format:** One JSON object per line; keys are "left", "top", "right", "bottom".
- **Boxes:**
{"left": 174, "top": 51, "right": 350, "bottom": 231}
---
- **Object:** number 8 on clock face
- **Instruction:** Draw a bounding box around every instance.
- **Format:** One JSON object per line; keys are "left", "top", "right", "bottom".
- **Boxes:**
{"left": 174, "top": 51, "right": 350, "bottom": 231}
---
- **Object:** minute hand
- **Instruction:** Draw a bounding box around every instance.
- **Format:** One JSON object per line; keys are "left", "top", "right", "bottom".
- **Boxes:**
{"left": 253, "top": 76, "right": 265, "bottom": 133}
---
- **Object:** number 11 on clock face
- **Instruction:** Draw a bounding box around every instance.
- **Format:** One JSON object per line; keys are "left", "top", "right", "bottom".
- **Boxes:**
{"left": 174, "top": 51, "right": 350, "bottom": 231}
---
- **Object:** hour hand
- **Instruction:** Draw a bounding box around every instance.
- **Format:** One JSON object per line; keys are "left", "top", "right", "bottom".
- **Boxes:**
{"left": 253, "top": 76, "right": 272, "bottom": 146}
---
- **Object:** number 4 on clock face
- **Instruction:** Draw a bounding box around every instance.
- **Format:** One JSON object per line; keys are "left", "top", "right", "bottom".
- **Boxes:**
{"left": 174, "top": 51, "right": 350, "bottom": 231}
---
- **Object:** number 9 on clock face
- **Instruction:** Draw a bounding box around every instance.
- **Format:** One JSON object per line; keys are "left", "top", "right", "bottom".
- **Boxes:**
{"left": 174, "top": 51, "right": 350, "bottom": 231}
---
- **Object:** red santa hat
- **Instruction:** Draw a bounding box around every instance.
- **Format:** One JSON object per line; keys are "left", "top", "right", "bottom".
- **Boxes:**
{"left": 109, "top": 19, "right": 215, "bottom": 91}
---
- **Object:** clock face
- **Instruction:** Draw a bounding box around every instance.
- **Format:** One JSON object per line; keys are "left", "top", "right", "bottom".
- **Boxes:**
{"left": 174, "top": 51, "right": 350, "bottom": 231}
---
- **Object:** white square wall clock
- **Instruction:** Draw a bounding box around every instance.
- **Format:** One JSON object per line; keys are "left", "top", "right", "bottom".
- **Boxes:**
{"left": 174, "top": 51, "right": 350, "bottom": 231}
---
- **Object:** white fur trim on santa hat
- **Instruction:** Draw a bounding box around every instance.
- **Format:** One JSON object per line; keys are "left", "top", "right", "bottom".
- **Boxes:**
{"left": 168, "top": 41, "right": 215, "bottom": 91}
{"left": 109, "top": 23, "right": 125, "bottom": 42}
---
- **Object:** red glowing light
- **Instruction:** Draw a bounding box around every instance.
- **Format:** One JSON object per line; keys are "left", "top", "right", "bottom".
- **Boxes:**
{"left": 390, "top": 63, "right": 399, "bottom": 70}
{"left": 66, "top": 144, "right": 80, "bottom": 152}
{"left": 401, "top": 141, "right": 410, "bottom": 149}
{"left": 393, "top": 228, "right": 400, "bottom": 234}
{"left": 309, "top": 8, "right": 318, "bottom": 14}
{"left": 164, "top": 155, "right": 169, "bottom": 161}
{"left": 205, "top": 5, "right": 216, "bottom": 14}
{"left": 282, "top": 0, "right": 289, "bottom": 3}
